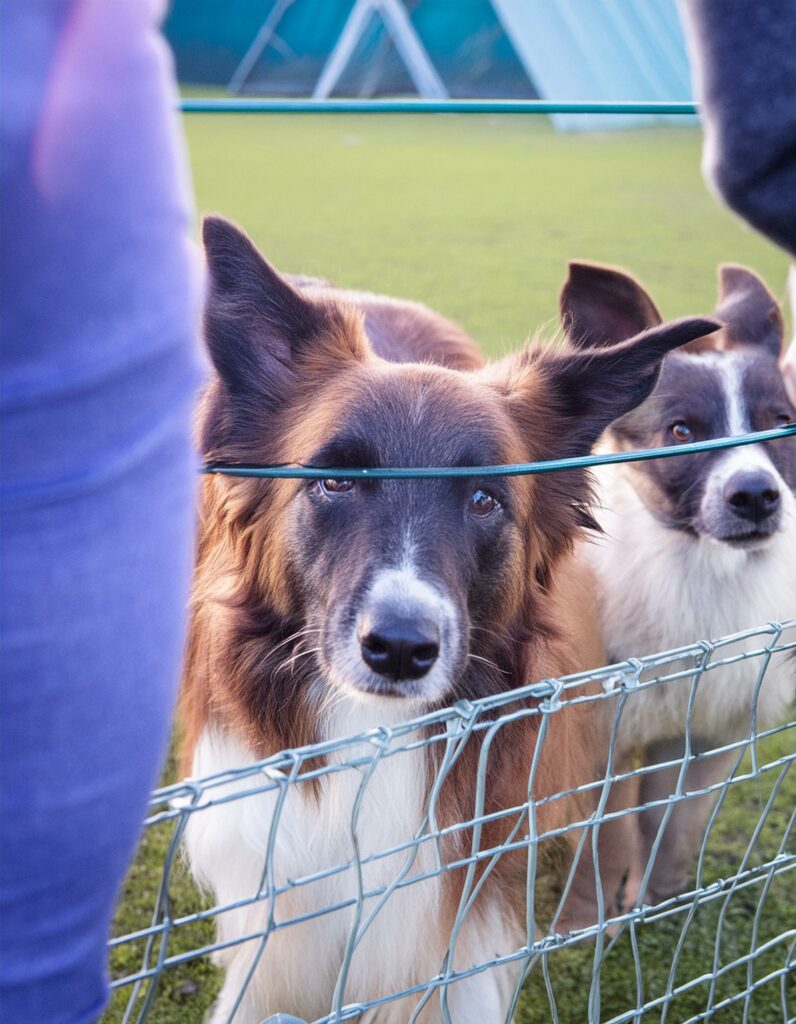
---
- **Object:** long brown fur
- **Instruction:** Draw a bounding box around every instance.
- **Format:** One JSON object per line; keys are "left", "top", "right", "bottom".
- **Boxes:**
{"left": 181, "top": 218, "right": 720, "bottom": 1001}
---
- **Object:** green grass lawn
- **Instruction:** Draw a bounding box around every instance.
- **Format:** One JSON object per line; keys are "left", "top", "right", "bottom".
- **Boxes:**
{"left": 182, "top": 112, "right": 789, "bottom": 356}
{"left": 103, "top": 113, "right": 794, "bottom": 1023}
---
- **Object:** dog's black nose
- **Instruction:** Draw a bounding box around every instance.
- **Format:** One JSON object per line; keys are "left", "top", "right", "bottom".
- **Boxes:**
{"left": 724, "top": 470, "right": 781, "bottom": 523}
{"left": 360, "top": 621, "right": 440, "bottom": 680}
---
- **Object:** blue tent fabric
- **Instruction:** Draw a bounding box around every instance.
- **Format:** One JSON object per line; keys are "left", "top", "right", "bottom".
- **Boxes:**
{"left": 491, "top": 0, "right": 694, "bottom": 129}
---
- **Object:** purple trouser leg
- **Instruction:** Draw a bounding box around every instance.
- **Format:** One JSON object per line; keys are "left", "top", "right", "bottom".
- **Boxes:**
{"left": 0, "top": 2, "right": 202, "bottom": 1020}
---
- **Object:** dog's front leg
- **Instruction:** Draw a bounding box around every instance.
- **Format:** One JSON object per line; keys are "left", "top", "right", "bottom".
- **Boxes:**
{"left": 636, "top": 739, "right": 738, "bottom": 905}
{"left": 553, "top": 755, "right": 643, "bottom": 935}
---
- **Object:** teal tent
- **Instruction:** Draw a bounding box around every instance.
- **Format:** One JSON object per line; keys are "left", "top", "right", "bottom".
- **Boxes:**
{"left": 165, "top": 0, "right": 534, "bottom": 99}
{"left": 164, "top": 0, "right": 693, "bottom": 127}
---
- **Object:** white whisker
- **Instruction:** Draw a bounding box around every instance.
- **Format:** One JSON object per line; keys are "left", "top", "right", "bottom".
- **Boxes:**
{"left": 467, "top": 652, "right": 507, "bottom": 675}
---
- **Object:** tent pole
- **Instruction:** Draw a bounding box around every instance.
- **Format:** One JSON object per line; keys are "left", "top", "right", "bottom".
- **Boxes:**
{"left": 313, "top": 0, "right": 447, "bottom": 100}
{"left": 378, "top": 0, "right": 447, "bottom": 98}
{"left": 228, "top": 0, "right": 297, "bottom": 95}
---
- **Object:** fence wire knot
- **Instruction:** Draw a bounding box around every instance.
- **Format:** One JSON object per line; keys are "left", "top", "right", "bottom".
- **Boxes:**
{"left": 620, "top": 658, "right": 644, "bottom": 690}
{"left": 538, "top": 678, "right": 565, "bottom": 713}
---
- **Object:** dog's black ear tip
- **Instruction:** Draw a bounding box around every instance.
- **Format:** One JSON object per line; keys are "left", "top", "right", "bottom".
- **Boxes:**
{"left": 201, "top": 216, "right": 258, "bottom": 263}
{"left": 201, "top": 214, "right": 237, "bottom": 249}
{"left": 718, "top": 262, "right": 751, "bottom": 286}
{"left": 201, "top": 214, "right": 224, "bottom": 239}
{"left": 666, "top": 315, "right": 722, "bottom": 341}
{"left": 560, "top": 262, "right": 599, "bottom": 315}
{"left": 565, "top": 260, "right": 605, "bottom": 283}
{"left": 716, "top": 263, "right": 775, "bottom": 305}
{"left": 696, "top": 316, "right": 722, "bottom": 334}
{"left": 200, "top": 216, "right": 276, "bottom": 293}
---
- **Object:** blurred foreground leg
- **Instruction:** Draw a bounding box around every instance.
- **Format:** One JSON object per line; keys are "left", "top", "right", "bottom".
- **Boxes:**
{"left": 0, "top": 1, "right": 202, "bottom": 1020}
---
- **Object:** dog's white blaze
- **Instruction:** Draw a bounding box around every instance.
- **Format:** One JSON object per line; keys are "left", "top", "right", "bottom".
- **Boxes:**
{"left": 786, "top": 265, "right": 796, "bottom": 406}
{"left": 699, "top": 352, "right": 791, "bottom": 525}
{"left": 713, "top": 351, "right": 748, "bottom": 436}
{"left": 700, "top": 354, "right": 790, "bottom": 536}
{"left": 332, "top": 560, "right": 461, "bottom": 703}
{"left": 789, "top": 264, "right": 796, "bottom": 345}
{"left": 187, "top": 713, "right": 519, "bottom": 1024}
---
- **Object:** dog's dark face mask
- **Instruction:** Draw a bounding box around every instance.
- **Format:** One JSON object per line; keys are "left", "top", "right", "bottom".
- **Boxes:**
{"left": 288, "top": 370, "right": 529, "bottom": 702}
{"left": 560, "top": 261, "right": 796, "bottom": 548}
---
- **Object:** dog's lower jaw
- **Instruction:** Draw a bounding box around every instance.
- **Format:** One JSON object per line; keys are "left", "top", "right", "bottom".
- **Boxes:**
{"left": 186, "top": 716, "right": 523, "bottom": 1024}
{"left": 707, "top": 531, "right": 778, "bottom": 551}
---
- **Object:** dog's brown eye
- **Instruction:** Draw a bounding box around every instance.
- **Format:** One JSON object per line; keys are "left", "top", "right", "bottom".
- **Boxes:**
{"left": 468, "top": 489, "right": 501, "bottom": 517}
{"left": 670, "top": 422, "right": 692, "bottom": 443}
{"left": 319, "top": 478, "right": 355, "bottom": 495}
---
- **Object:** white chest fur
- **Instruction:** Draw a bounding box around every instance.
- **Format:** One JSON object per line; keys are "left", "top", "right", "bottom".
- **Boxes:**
{"left": 586, "top": 465, "right": 796, "bottom": 747}
{"left": 185, "top": 697, "right": 518, "bottom": 1023}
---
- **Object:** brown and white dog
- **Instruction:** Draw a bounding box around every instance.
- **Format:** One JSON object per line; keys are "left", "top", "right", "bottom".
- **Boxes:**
{"left": 180, "top": 217, "right": 717, "bottom": 1024}
{"left": 561, "top": 261, "right": 796, "bottom": 906}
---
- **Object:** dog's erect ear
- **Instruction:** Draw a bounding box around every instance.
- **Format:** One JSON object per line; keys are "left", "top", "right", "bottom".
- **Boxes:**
{"left": 202, "top": 216, "right": 363, "bottom": 402}
{"left": 714, "top": 264, "right": 783, "bottom": 357}
{"left": 559, "top": 261, "right": 662, "bottom": 349}
{"left": 522, "top": 316, "right": 721, "bottom": 455}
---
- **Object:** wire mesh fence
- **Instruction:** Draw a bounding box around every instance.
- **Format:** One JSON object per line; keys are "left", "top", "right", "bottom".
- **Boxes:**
{"left": 107, "top": 619, "right": 795, "bottom": 1024}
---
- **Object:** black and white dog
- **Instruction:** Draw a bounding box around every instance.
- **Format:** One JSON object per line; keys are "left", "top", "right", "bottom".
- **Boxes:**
{"left": 560, "top": 261, "right": 796, "bottom": 904}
